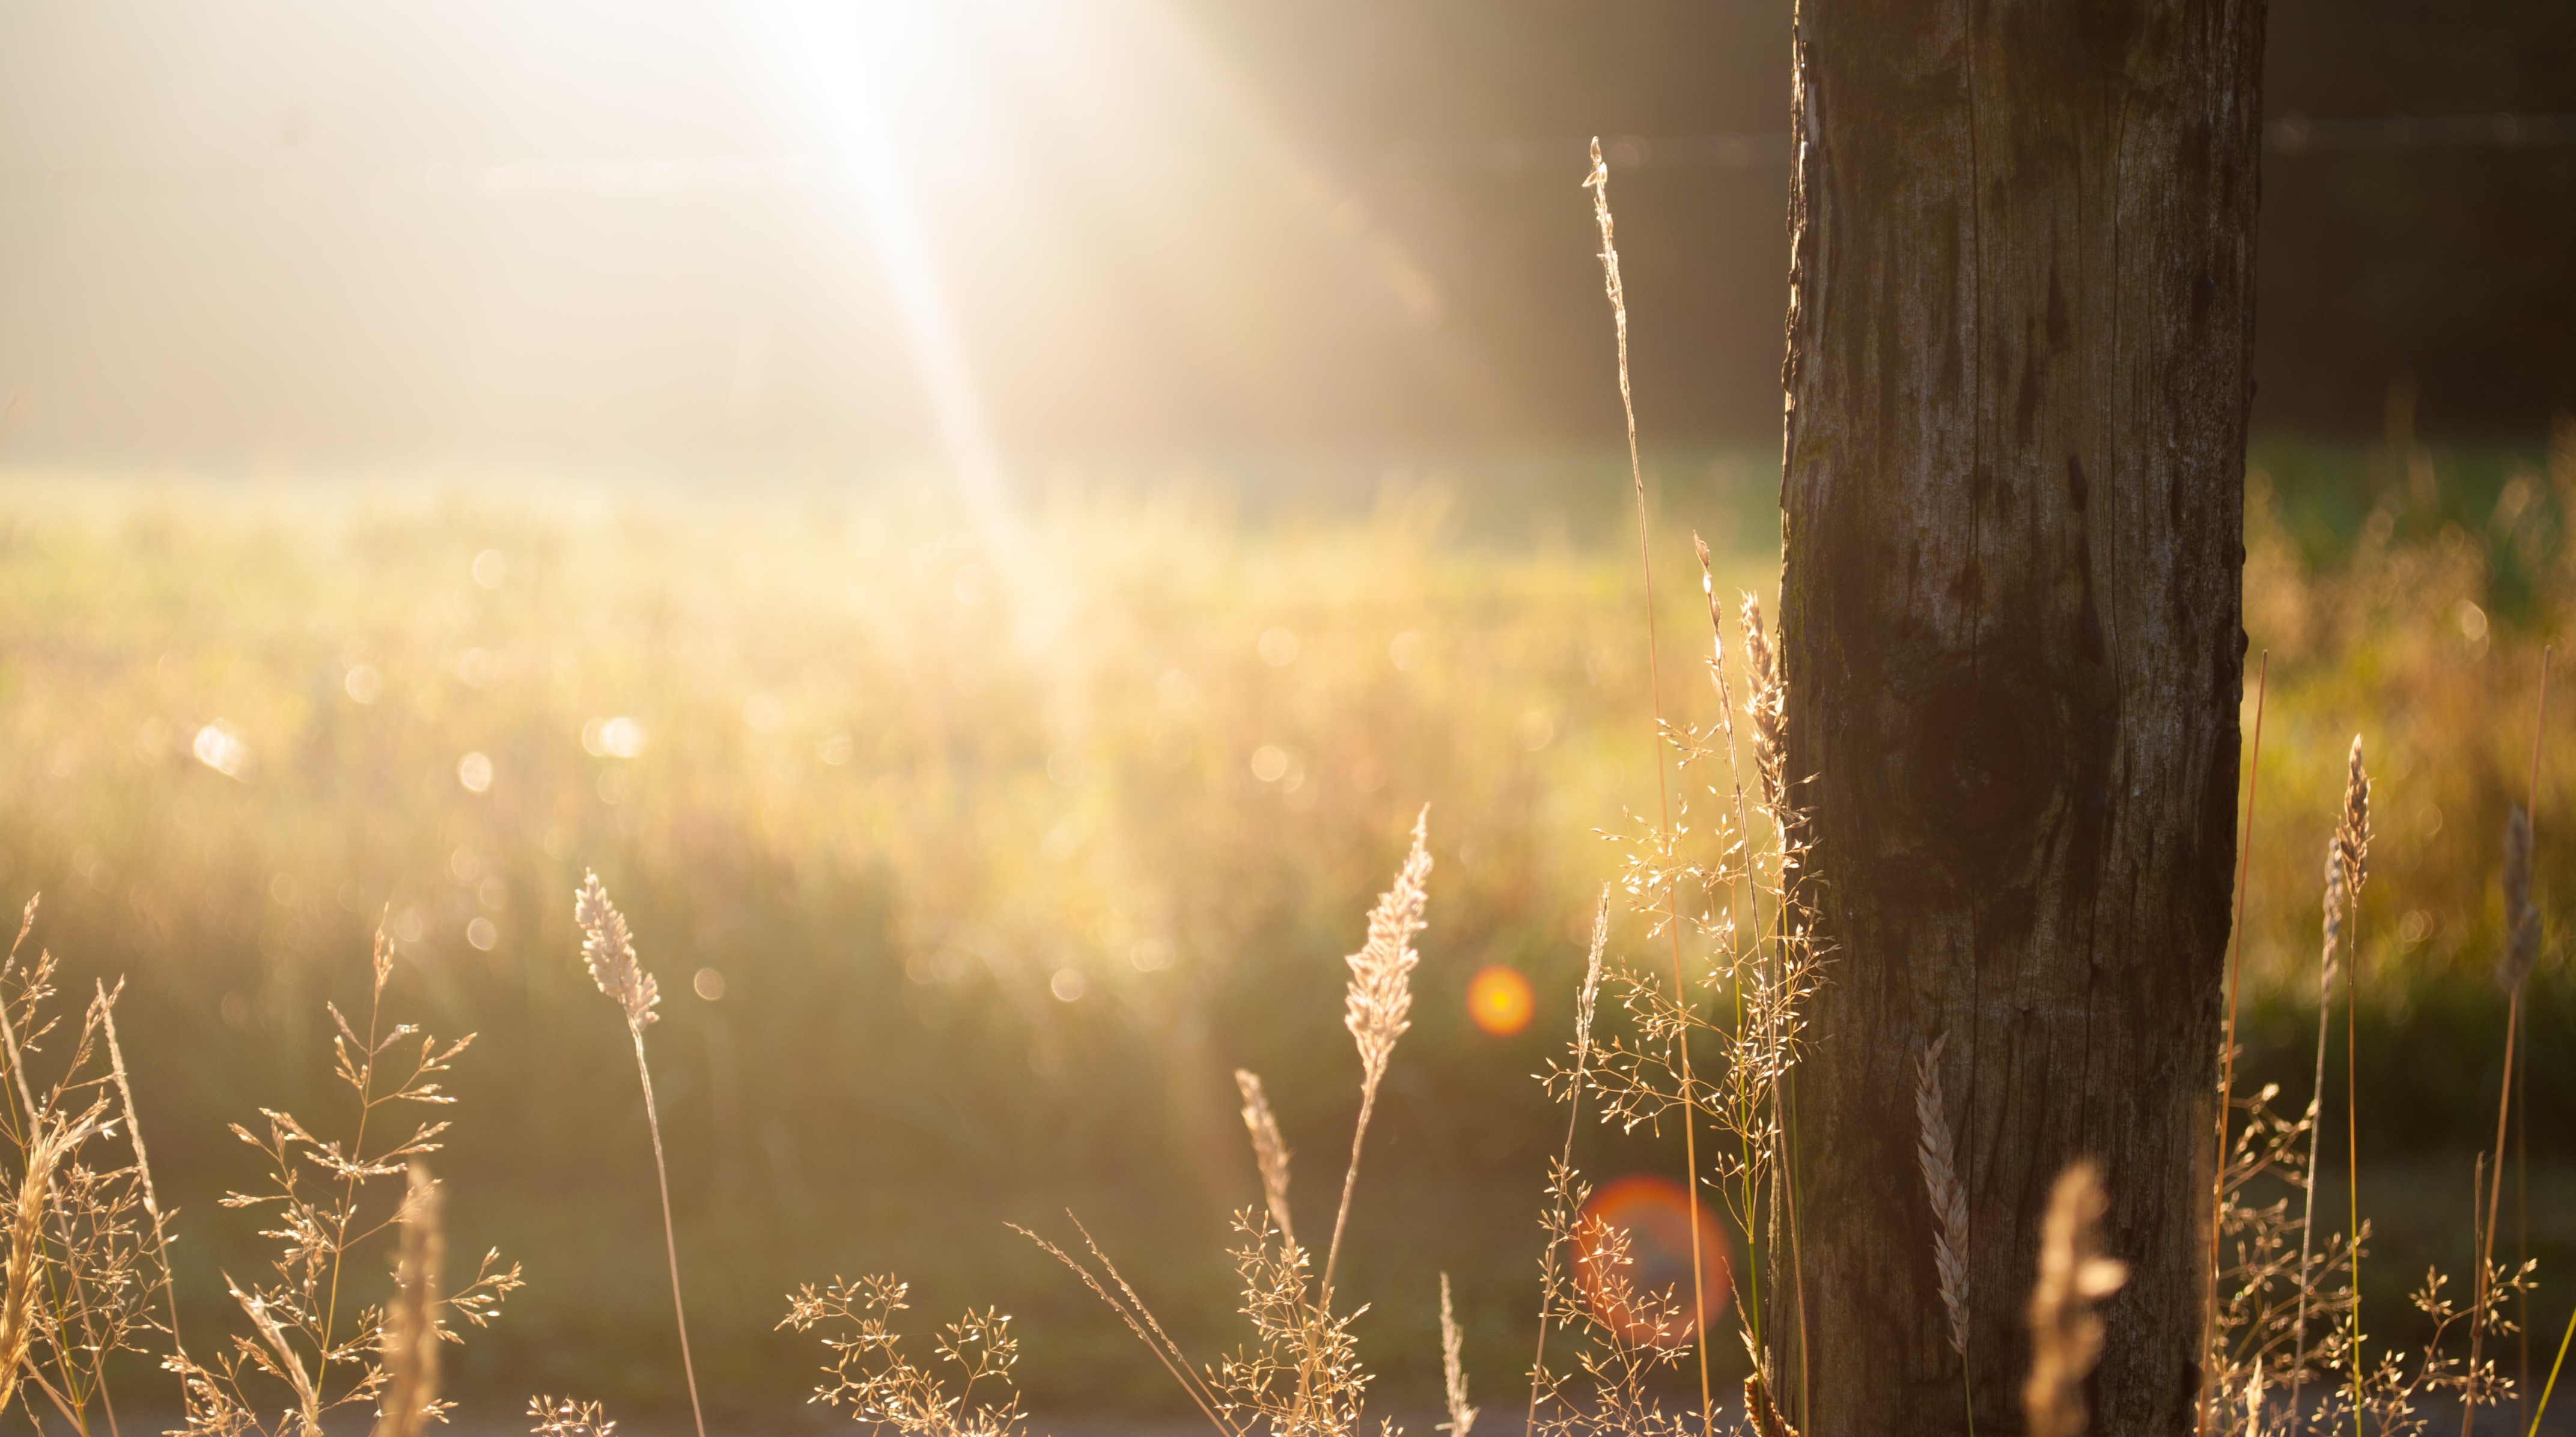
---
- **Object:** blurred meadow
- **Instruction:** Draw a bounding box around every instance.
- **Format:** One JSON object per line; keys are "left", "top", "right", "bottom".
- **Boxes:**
{"left": 5, "top": 0, "right": 2576, "bottom": 1430}
{"left": 0, "top": 427, "right": 2572, "bottom": 1415}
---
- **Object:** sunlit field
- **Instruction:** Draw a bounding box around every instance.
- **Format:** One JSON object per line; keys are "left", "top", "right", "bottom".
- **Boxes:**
{"left": 0, "top": 434, "right": 2569, "bottom": 1424}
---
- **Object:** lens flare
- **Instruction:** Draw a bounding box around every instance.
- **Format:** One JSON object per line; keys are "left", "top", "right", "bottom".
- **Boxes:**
{"left": 1574, "top": 1174, "right": 1732, "bottom": 1346}
{"left": 1466, "top": 965, "right": 1535, "bottom": 1036}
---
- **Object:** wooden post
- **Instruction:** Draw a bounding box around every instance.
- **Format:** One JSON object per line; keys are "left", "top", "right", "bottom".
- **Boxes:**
{"left": 1773, "top": 1, "right": 2264, "bottom": 1432}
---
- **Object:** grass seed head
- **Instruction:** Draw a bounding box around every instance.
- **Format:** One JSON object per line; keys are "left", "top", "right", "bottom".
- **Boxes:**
{"left": 1234, "top": 1070, "right": 1296, "bottom": 1248}
{"left": 1345, "top": 809, "right": 1431, "bottom": 1092}
{"left": 1914, "top": 1034, "right": 1971, "bottom": 1360}
{"left": 1437, "top": 1272, "right": 1476, "bottom": 1437}
{"left": 574, "top": 872, "right": 659, "bottom": 1032}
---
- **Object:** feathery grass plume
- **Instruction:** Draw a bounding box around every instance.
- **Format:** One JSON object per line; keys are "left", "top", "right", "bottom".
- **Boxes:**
{"left": 571, "top": 872, "right": 704, "bottom": 1437}
{"left": 1914, "top": 1035, "right": 1972, "bottom": 1421}
{"left": 1438, "top": 1272, "right": 1476, "bottom": 1437}
{"left": 0, "top": 1112, "right": 94, "bottom": 1420}
{"left": 1320, "top": 807, "right": 1431, "bottom": 1307}
{"left": 574, "top": 872, "right": 659, "bottom": 1033}
{"left": 528, "top": 1396, "right": 617, "bottom": 1437}
{"left": 781, "top": 1274, "right": 1029, "bottom": 1437}
{"left": 1739, "top": 594, "right": 1786, "bottom": 816}
{"left": 373, "top": 1163, "right": 443, "bottom": 1437}
{"left": 171, "top": 923, "right": 517, "bottom": 1437}
{"left": 2022, "top": 1161, "right": 2127, "bottom": 1437}
{"left": 1234, "top": 1071, "right": 1296, "bottom": 1250}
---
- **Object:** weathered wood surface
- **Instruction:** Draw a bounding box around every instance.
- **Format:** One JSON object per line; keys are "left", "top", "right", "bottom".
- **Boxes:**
{"left": 1774, "top": 1, "right": 2263, "bottom": 1433}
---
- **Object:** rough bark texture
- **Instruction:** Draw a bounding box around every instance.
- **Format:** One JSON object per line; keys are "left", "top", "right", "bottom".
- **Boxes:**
{"left": 1774, "top": 2, "right": 2262, "bottom": 1434}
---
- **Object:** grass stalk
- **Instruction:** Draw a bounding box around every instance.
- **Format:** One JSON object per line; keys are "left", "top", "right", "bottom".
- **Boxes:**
{"left": 2532, "top": 1303, "right": 2575, "bottom": 1437}
{"left": 2199, "top": 651, "right": 2268, "bottom": 1437}
{"left": 1582, "top": 134, "right": 1714, "bottom": 1436}
{"left": 1320, "top": 810, "right": 1430, "bottom": 1313}
{"left": 2470, "top": 646, "right": 2548, "bottom": 1435}
{"left": 573, "top": 874, "right": 707, "bottom": 1437}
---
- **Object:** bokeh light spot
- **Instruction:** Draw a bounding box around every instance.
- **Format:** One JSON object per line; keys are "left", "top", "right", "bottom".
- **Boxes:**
{"left": 1467, "top": 965, "right": 1534, "bottom": 1036}
{"left": 1574, "top": 1174, "right": 1732, "bottom": 1347}
{"left": 693, "top": 967, "right": 726, "bottom": 1001}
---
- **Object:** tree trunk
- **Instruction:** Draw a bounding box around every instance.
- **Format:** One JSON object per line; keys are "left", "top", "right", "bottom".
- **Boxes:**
{"left": 1773, "top": 2, "right": 2262, "bottom": 1433}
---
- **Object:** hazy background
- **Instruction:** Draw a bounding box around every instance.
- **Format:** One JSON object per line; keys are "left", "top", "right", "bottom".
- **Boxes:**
{"left": 2, "top": 1, "right": 2574, "bottom": 1424}
{"left": 2, "top": 0, "right": 2573, "bottom": 476}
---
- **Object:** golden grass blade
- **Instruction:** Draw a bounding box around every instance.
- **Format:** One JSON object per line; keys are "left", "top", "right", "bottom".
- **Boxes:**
{"left": 0, "top": 1114, "right": 88, "bottom": 1421}
{"left": 230, "top": 1276, "right": 322, "bottom": 1436}
{"left": 100, "top": 979, "right": 187, "bottom": 1364}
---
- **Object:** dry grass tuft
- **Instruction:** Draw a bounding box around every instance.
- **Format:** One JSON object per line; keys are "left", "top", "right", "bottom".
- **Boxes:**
{"left": 779, "top": 1274, "right": 1028, "bottom": 1437}
{"left": 169, "top": 925, "right": 517, "bottom": 1437}
{"left": 2023, "top": 1161, "right": 2127, "bottom": 1437}
{"left": 528, "top": 1396, "right": 618, "bottom": 1437}
{"left": 0, "top": 1111, "right": 93, "bottom": 1418}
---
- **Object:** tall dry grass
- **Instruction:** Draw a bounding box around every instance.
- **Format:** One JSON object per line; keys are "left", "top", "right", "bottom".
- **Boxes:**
{"left": 0, "top": 142, "right": 2568, "bottom": 1437}
{"left": 573, "top": 871, "right": 707, "bottom": 1437}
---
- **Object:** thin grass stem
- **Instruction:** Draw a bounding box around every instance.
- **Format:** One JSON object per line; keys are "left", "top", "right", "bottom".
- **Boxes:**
{"left": 2200, "top": 651, "right": 2268, "bottom": 1437}
{"left": 631, "top": 1032, "right": 707, "bottom": 1437}
{"left": 1582, "top": 134, "right": 1716, "bottom": 1437}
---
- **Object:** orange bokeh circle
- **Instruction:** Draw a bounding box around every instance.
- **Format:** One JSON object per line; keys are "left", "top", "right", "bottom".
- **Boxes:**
{"left": 1466, "top": 966, "right": 1535, "bottom": 1035}
{"left": 1574, "top": 1174, "right": 1732, "bottom": 1347}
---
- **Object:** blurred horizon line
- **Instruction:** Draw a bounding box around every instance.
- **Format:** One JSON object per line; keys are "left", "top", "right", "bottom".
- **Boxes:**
{"left": 8, "top": 112, "right": 2573, "bottom": 201}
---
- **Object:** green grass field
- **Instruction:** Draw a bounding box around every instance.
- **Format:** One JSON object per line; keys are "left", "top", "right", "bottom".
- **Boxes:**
{"left": 2, "top": 439, "right": 2571, "bottom": 1419}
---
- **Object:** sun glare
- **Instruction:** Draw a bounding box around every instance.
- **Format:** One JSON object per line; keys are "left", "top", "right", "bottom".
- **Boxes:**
{"left": 1466, "top": 965, "right": 1535, "bottom": 1036}
{"left": 1574, "top": 1174, "right": 1732, "bottom": 1347}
